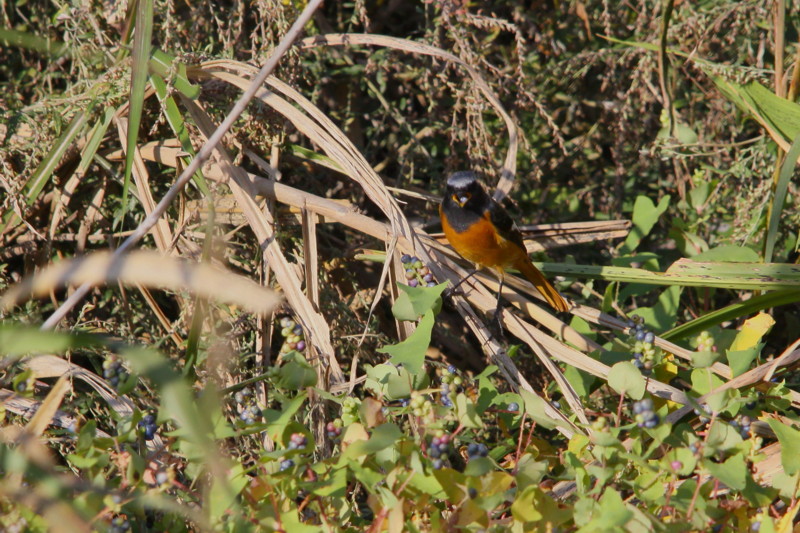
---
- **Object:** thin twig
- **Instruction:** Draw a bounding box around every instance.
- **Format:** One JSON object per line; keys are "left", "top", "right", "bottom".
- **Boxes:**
{"left": 40, "top": 0, "right": 324, "bottom": 330}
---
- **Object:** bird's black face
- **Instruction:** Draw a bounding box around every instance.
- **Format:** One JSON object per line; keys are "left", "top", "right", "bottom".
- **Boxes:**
{"left": 443, "top": 171, "right": 486, "bottom": 212}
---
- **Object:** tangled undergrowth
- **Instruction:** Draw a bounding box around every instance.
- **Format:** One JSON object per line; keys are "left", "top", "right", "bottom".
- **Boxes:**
{"left": 2, "top": 1, "right": 800, "bottom": 531}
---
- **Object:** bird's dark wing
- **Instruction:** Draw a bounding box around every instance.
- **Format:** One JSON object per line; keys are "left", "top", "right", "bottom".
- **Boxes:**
{"left": 486, "top": 199, "right": 527, "bottom": 250}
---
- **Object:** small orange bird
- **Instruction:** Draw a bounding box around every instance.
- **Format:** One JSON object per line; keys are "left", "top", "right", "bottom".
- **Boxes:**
{"left": 439, "top": 171, "right": 569, "bottom": 312}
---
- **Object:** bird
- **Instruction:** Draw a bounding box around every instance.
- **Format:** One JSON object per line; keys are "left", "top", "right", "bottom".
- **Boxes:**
{"left": 439, "top": 171, "right": 569, "bottom": 313}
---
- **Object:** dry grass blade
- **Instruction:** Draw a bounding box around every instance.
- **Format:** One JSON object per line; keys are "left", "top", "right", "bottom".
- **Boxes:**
{"left": 2, "top": 250, "right": 281, "bottom": 315}
{"left": 297, "top": 33, "right": 519, "bottom": 200}
{"left": 197, "top": 62, "right": 417, "bottom": 339}
{"left": 180, "top": 97, "right": 344, "bottom": 384}
{"left": 0, "top": 389, "right": 112, "bottom": 438}
{"left": 114, "top": 117, "right": 175, "bottom": 253}
{"left": 40, "top": 0, "right": 323, "bottom": 330}
{"left": 24, "top": 375, "right": 70, "bottom": 437}
{"left": 25, "top": 354, "right": 135, "bottom": 417}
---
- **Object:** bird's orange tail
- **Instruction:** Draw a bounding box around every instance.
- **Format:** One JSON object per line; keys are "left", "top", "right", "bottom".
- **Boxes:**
{"left": 513, "top": 258, "right": 569, "bottom": 312}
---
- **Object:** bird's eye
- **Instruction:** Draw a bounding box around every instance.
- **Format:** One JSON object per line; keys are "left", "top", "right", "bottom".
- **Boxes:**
{"left": 453, "top": 192, "right": 471, "bottom": 205}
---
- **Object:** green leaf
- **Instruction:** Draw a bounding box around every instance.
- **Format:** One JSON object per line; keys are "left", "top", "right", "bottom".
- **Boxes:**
{"left": 264, "top": 393, "right": 307, "bottom": 441}
{"left": 607, "top": 362, "right": 645, "bottom": 400}
{"left": 391, "top": 283, "right": 446, "bottom": 321}
{"left": 0, "top": 325, "right": 102, "bottom": 356}
{"left": 766, "top": 133, "right": 800, "bottom": 262}
{"left": 377, "top": 310, "right": 434, "bottom": 375}
{"left": 703, "top": 453, "right": 748, "bottom": 490}
{"left": 455, "top": 393, "right": 482, "bottom": 429}
{"left": 0, "top": 28, "right": 67, "bottom": 57}
{"left": 620, "top": 195, "right": 670, "bottom": 254}
{"left": 363, "top": 363, "right": 427, "bottom": 400}
{"left": 726, "top": 345, "right": 762, "bottom": 378}
{"left": 519, "top": 389, "right": 556, "bottom": 430}
{"left": 563, "top": 365, "right": 596, "bottom": 398}
{"left": 705, "top": 419, "right": 743, "bottom": 455}
{"left": 149, "top": 49, "right": 201, "bottom": 100}
{"left": 150, "top": 73, "right": 209, "bottom": 195}
{"left": 766, "top": 419, "right": 800, "bottom": 475}
{"left": 663, "top": 290, "right": 800, "bottom": 341}
{"left": 278, "top": 353, "right": 318, "bottom": 389}
{"left": 663, "top": 447, "right": 697, "bottom": 477}
{"left": 692, "top": 245, "right": 760, "bottom": 263}
{"left": 340, "top": 423, "right": 403, "bottom": 461}
{"left": 463, "top": 456, "right": 493, "bottom": 477}
{"left": 511, "top": 485, "right": 545, "bottom": 523}
{"left": 711, "top": 77, "right": 800, "bottom": 147}
{"left": 515, "top": 453, "right": 548, "bottom": 490}
{"left": 690, "top": 350, "right": 721, "bottom": 369}
{"left": 576, "top": 488, "right": 633, "bottom": 532}
{"left": 121, "top": 0, "right": 154, "bottom": 216}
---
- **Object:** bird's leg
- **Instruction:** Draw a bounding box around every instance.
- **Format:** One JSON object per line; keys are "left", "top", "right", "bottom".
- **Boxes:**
{"left": 444, "top": 267, "right": 479, "bottom": 297}
{"left": 491, "top": 271, "right": 506, "bottom": 339}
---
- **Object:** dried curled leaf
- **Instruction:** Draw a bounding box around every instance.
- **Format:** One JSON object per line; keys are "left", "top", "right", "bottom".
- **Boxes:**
{"left": 1, "top": 250, "right": 280, "bottom": 315}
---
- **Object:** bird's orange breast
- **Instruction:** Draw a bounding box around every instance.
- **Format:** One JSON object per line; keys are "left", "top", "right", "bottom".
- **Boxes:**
{"left": 440, "top": 206, "right": 522, "bottom": 269}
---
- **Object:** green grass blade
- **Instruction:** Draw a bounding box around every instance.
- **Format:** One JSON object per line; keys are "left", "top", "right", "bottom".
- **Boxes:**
{"left": 662, "top": 290, "right": 800, "bottom": 341}
{"left": 1, "top": 111, "right": 89, "bottom": 234}
{"left": 120, "top": 0, "right": 154, "bottom": 224}
{"left": 78, "top": 107, "right": 115, "bottom": 173}
{"left": 150, "top": 73, "right": 209, "bottom": 195}
{"left": 538, "top": 260, "right": 800, "bottom": 290}
{"left": 765, "top": 133, "right": 800, "bottom": 262}
{"left": 0, "top": 28, "right": 67, "bottom": 57}
{"left": 149, "top": 49, "right": 201, "bottom": 100}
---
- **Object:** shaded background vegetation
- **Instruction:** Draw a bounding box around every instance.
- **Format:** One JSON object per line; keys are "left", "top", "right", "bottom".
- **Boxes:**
{"left": 2, "top": 0, "right": 800, "bottom": 531}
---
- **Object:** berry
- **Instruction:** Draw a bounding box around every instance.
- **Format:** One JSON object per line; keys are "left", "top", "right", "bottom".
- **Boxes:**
{"left": 507, "top": 402, "right": 519, "bottom": 412}
{"left": 467, "top": 443, "right": 488, "bottom": 459}
{"left": 280, "top": 459, "right": 295, "bottom": 471}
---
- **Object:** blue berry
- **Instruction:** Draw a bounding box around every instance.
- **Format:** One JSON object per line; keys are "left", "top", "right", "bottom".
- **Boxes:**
{"left": 508, "top": 402, "right": 519, "bottom": 412}
{"left": 280, "top": 459, "right": 295, "bottom": 471}
{"left": 401, "top": 254, "right": 411, "bottom": 263}
{"left": 644, "top": 332, "right": 655, "bottom": 344}
{"left": 432, "top": 459, "right": 444, "bottom": 469}
{"left": 635, "top": 330, "right": 646, "bottom": 341}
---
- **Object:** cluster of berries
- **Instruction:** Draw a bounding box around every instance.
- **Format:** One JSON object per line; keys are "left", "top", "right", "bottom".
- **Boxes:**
{"left": 234, "top": 387, "right": 259, "bottom": 425}
{"left": 279, "top": 317, "right": 306, "bottom": 354}
{"left": 109, "top": 516, "right": 130, "bottom": 533}
{"left": 138, "top": 414, "right": 157, "bottom": 441}
{"left": 428, "top": 432, "right": 452, "bottom": 469}
{"left": 342, "top": 397, "right": 360, "bottom": 425}
{"left": 730, "top": 414, "right": 753, "bottom": 439}
{"left": 409, "top": 392, "right": 433, "bottom": 418}
{"left": 632, "top": 398, "right": 660, "bottom": 429}
{"left": 102, "top": 356, "right": 129, "bottom": 389}
{"left": 288, "top": 432, "right": 307, "bottom": 450}
{"left": 401, "top": 254, "right": 437, "bottom": 288}
{"left": 627, "top": 318, "right": 658, "bottom": 375}
{"left": 695, "top": 330, "right": 715, "bottom": 352}
{"left": 694, "top": 405, "right": 711, "bottom": 424}
{"left": 440, "top": 365, "right": 462, "bottom": 408}
{"left": 466, "top": 442, "right": 489, "bottom": 460}
{"left": 280, "top": 433, "right": 308, "bottom": 472}
{"left": 326, "top": 420, "right": 343, "bottom": 439}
